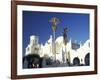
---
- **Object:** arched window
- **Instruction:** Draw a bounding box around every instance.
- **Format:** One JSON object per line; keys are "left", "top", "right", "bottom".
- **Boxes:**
{"left": 84, "top": 53, "right": 90, "bottom": 66}
{"left": 73, "top": 57, "right": 80, "bottom": 66}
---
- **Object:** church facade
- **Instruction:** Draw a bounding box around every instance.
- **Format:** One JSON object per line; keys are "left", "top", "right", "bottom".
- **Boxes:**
{"left": 25, "top": 35, "right": 90, "bottom": 66}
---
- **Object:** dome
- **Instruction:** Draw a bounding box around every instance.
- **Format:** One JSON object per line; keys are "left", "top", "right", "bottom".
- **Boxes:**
{"left": 83, "top": 39, "right": 90, "bottom": 47}
{"left": 85, "top": 39, "right": 90, "bottom": 44}
{"left": 55, "top": 36, "right": 63, "bottom": 43}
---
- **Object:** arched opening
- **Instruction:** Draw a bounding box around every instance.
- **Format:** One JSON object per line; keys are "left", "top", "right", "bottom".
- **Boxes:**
{"left": 84, "top": 53, "right": 90, "bottom": 66}
{"left": 73, "top": 57, "right": 80, "bottom": 66}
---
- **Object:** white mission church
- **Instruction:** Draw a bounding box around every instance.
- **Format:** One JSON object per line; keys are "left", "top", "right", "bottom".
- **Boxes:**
{"left": 25, "top": 35, "right": 90, "bottom": 66}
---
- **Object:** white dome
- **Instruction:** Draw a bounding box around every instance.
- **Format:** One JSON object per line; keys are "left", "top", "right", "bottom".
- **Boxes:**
{"left": 85, "top": 39, "right": 90, "bottom": 44}
{"left": 56, "top": 36, "right": 63, "bottom": 43}
{"left": 83, "top": 39, "right": 90, "bottom": 47}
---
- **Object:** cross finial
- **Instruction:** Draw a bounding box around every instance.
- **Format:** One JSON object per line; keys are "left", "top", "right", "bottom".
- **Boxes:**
{"left": 49, "top": 17, "right": 60, "bottom": 26}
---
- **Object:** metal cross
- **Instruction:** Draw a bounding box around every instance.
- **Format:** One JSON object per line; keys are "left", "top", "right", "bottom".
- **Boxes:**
{"left": 49, "top": 17, "right": 60, "bottom": 26}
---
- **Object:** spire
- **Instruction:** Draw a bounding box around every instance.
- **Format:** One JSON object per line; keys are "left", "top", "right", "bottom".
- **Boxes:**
{"left": 63, "top": 27, "right": 69, "bottom": 45}
{"left": 69, "top": 38, "right": 72, "bottom": 44}
{"left": 69, "top": 38, "right": 72, "bottom": 49}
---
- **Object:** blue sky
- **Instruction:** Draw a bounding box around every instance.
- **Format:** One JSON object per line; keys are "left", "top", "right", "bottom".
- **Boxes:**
{"left": 23, "top": 11, "right": 89, "bottom": 55}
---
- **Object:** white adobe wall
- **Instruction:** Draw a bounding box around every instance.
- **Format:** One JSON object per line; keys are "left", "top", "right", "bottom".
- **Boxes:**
{"left": 25, "top": 35, "right": 90, "bottom": 65}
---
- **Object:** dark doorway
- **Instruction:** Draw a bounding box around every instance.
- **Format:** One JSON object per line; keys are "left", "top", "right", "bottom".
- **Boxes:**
{"left": 23, "top": 54, "right": 42, "bottom": 68}
{"left": 73, "top": 57, "right": 80, "bottom": 66}
{"left": 84, "top": 53, "right": 90, "bottom": 66}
